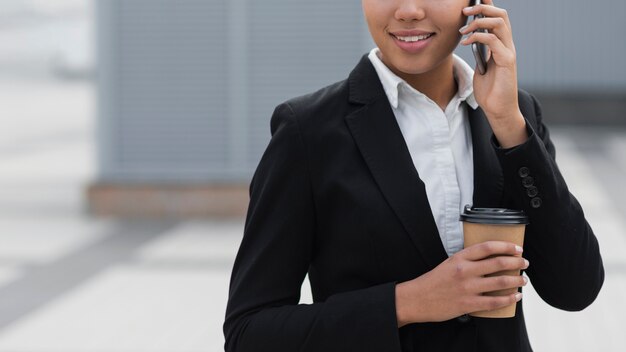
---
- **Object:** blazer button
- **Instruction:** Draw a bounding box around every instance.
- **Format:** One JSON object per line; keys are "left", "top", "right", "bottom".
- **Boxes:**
{"left": 526, "top": 186, "right": 539, "bottom": 198}
{"left": 457, "top": 314, "right": 472, "bottom": 324}
{"left": 518, "top": 167, "right": 530, "bottom": 178}
{"left": 531, "top": 197, "right": 542, "bottom": 208}
{"left": 522, "top": 176, "right": 534, "bottom": 188}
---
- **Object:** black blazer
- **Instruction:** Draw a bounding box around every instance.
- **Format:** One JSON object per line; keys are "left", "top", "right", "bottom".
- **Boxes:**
{"left": 224, "top": 55, "right": 604, "bottom": 352}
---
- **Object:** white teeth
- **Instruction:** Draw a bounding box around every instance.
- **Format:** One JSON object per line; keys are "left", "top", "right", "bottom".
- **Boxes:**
{"left": 395, "top": 33, "right": 433, "bottom": 42}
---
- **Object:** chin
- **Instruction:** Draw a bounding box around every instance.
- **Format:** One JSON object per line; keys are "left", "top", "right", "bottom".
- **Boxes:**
{"left": 392, "top": 59, "right": 433, "bottom": 75}
{"left": 398, "top": 65, "right": 430, "bottom": 75}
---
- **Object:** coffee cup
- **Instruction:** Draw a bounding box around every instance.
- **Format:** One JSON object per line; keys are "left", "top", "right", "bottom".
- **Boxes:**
{"left": 460, "top": 205, "right": 529, "bottom": 318}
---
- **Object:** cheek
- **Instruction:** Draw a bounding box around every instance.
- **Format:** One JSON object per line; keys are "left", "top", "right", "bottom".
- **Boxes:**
{"left": 432, "top": 7, "right": 467, "bottom": 34}
{"left": 430, "top": 1, "right": 467, "bottom": 19}
{"left": 362, "top": 1, "right": 392, "bottom": 28}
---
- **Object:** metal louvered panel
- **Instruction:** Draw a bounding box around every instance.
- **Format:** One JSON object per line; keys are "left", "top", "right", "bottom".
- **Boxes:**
{"left": 96, "top": 0, "right": 370, "bottom": 182}
{"left": 453, "top": 0, "right": 626, "bottom": 92}
{"left": 499, "top": 0, "right": 626, "bottom": 91}
{"left": 116, "top": 0, "right": 228, "bottom": 173}
{"left": 246, "top": 0, "right": 367, "bottom": 168}
{"left": 98, "top": 0, "right": 230, "bottom": 182}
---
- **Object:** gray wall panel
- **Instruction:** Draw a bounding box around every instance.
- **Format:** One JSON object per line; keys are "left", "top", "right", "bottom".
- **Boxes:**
{"left": 116, "top": 0, "right": 228, "bottom": 168}
{"left": 246, "top": 0, "right": 367, "bottom": 167}
{"left": 99, "top": 0, "right": 230, "bottom": 181}
{"left": 500, "top": 0, "right": 626, "bottom": 91}
{"left": 96, "top": 0, "right": 625, "bottom": 184}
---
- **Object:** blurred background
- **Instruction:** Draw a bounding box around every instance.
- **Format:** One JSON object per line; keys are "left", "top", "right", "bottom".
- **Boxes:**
{"left": 0, "top": 0, "right": 624, "bottom": 351}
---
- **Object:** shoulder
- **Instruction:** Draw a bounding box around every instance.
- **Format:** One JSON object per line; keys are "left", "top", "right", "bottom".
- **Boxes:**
{"left": 284, "top": 79, "right": 350, "bottom": 117}
{"left": 270, "top": 78, "right": 353, "bottom": 136}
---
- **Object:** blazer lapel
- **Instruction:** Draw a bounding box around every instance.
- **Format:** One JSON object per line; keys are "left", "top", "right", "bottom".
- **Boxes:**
{"left": 344, "top": 55, "right": 448, "bottom": 270}
{"left": 468, "top": 106, "right": 504, "bottom": 207}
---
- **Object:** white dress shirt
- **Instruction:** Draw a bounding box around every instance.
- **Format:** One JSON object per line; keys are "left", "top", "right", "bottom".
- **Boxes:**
{"left": 368, "top": 48, "right": 479, "bottom": 257}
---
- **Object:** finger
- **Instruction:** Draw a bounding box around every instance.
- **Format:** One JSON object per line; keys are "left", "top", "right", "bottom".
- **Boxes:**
{"left": 472, "top": 292, "right": 523, "bottom": 313}
{"left": 463, "top": 3, "right": 512, "bottom": 30}
{"left": 473, "top": 255, "right": 529, "bottom": 277}
{"left": 460, "top": 32, "right": 515, "bottom": 67}
{"left": 459, "top": 17, "right": 513, "bottom": 49}
{"left": 461, "top": 241, "right": 522, "bottom": 261}
{"left": 469, "top": 274, "right": 528, "bottom": 294}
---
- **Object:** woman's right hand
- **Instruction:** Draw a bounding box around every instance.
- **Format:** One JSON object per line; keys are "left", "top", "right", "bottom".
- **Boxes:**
{"left": 395, "top": 241, "right": 529, "bottom": 327}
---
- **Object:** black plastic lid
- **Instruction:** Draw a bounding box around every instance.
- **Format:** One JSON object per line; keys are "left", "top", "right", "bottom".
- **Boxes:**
{"left": 459, "top": 205, "right": 529, "bottom": 225}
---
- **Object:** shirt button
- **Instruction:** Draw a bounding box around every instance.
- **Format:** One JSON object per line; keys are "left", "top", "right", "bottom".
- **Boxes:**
{"left": 457, "top": 314, "right": 472, "bottom": 324}
{"left": 518, "top": 167, "right": 530, "bottom": 178}
{"left": 531, "top": 197, "right": 543, "bottom": 208}
{"left": 522, "top": 176, "right": 534, "bottom": 188}
{"left": 526, "top": 186, "right": 539, "bottom": 198}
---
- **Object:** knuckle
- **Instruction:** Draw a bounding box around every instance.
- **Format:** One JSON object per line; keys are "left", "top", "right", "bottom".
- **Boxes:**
{"left": 482, "top": 242, "right": 495, "bottom": 253}
{"left": 449, "top": 254, "right": 462, "bottom": 266}
{"left": 497, "top": 275, "right": 510, "bottom": 287}
{"left": 496, "top": 257, "right": 508, "bottom": 269}
{"left": 488, "top": 298, "right": 501, "bottom": 311}
{"left": 454, "top": 262, "right": 467, "bottom": 278}
{"left": 501, "top": 9, "right": 509, "bottom": 18}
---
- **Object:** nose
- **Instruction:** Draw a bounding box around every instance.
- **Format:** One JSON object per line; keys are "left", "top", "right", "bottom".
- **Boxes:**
{"left": 395, "top": 0, "right": 426, "bottom": 22}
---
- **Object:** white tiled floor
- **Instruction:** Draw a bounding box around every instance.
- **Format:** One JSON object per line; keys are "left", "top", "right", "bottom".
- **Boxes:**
{"left": 0, "top": 218, "right": 111, "bottom": 264}
{"left": 608, "top": 134, "right": 626, "bottom": 173}
{"left": 524, "top": 276, "right": 626, "bottom": 352}
{"left": 0, "top": 266, "right": 22, "bottom": 289}
{"left": 547, "top": 131, "right": 626, "bottom": 265}
{"left": 135, "top": 221, "right": 242, "bottom": 265}
{"left": 0, "top": 266, "right": 229, "bottom": 352}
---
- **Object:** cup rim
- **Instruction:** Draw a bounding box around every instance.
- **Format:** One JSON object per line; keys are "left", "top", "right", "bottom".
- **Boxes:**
{"left": 459, "top": 205, "right": 529, "bottom": 225}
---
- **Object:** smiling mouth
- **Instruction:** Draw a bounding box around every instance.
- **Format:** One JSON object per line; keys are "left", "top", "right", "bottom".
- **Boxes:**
{"left": 391, "top": 33, "right": 435, "bottom": 42}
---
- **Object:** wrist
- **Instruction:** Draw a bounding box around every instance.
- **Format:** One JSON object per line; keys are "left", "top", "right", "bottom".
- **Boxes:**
{"left": 488, "top": 110, "right": 528, "bottom": 148}
{"left": 395, "top": 281, "right": 414, "bottom": 328}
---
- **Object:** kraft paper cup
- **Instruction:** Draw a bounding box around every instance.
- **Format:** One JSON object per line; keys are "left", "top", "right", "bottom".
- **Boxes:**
{"left": 460, "top": 205, "right": 529, "bottom": 318}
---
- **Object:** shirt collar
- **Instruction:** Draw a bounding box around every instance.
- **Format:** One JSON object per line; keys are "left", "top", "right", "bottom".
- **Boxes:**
{"left": 367, "top": 48, "right": 479, "bottom": 110}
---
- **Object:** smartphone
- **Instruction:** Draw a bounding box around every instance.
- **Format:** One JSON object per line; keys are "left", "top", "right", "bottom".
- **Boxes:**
{"left": 469, "top": 0, "right": 489, "bottom": 74}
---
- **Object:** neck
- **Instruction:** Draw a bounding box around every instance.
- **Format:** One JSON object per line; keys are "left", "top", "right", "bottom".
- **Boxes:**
{"left": 388, "top": 55, "right": 458, "bottom": 112}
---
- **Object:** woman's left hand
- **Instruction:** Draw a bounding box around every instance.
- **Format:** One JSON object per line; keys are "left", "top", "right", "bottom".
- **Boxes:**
{"left": 459, "top": 0, "right": 528, "bottom": 147}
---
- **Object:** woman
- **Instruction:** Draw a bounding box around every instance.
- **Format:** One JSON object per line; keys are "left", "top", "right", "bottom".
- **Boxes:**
{"left": 224, "top": 1, "right": 604, "bottom": 351}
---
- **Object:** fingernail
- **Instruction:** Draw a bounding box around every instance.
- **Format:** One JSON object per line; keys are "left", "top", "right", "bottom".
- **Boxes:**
{"left": 524, "top": 259, "right": 530, "bottom": 268}
{"left": 515, "top": 245, "right": 523, "bottom": 254}
{"left": 515, "top": 293, "right": 523, "bottom": 301}
{"left": 522, "top": 276, "right": 528, "bottom": 285}
{"left": 463, "top": 6, "right": 473, "bottom": 12}
{"left": 459, "top": 25, "right": 468, "bottom": 33}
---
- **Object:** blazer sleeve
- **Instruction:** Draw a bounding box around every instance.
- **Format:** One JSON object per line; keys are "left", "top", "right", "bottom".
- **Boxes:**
{"left": 223, "top": 103, "right": 402, "bottom": 352}
{"left": 492, "top": 93, "right": 605, "bottom": 311}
